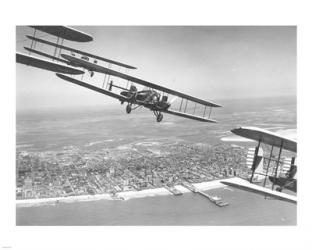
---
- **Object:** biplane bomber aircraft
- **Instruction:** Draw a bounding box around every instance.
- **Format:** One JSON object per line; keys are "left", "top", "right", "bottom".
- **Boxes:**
{"left": 222, "top": 127, "right": 297, "bottom": 204}
{"left": 16, "top": 26, "right": 221, "bottom": 123}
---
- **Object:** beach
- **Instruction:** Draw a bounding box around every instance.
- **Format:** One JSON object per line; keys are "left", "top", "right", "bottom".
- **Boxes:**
{"left": 16, "top": 178, "right": 228, "bottom": 207}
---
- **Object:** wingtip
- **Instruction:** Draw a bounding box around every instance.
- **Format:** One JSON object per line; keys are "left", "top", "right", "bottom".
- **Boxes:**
{"left": 55, "top": 73, "right": 66, "bottom": 79}
{"left": 209, "top": 119, "right": 218, "bottom": 123}
{"left": 214, "top": 103, "right": 222, "bottom": 108}
{"left": 231, "top": 127, "right": 241, "bottom": 134}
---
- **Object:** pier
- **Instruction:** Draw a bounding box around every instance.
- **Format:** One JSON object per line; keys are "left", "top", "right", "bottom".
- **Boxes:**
{"left": 165, "top": 186, "right": 183, "bottom": 196}
{"left": 197, "top": 190, "right": 229, "bottom": 207}
{"left": 182, "top": 182, "right": 229, "bottom": 207}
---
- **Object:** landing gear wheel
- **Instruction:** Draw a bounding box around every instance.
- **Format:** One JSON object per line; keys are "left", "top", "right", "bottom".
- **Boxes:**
{"left": 126, "top": 104, "right": 132, "bottom": 114}
{"left": 156, "top": 113, "right": 163, "bottom": 122}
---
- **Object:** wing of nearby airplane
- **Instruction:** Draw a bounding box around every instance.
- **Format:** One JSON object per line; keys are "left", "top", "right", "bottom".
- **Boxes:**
{"left": 30, "top": 26, "right": 93, "bottom": 42}
{"left": 221, "top": 177, "right": 297, "bottom": 204}
{"left": 61, "top": 54, "right": 221, "bottom": 108}
{"left": 27, "top": 35, "right": 137, "bottom": 69}
{"left": 231, "top": 127, "right": 297, "bottom": 153}
{"left": 16, "top": 52, "right": 84, "bottom": 75}
{"left": 228, "top": 126, "right": 297, "bottom": 203}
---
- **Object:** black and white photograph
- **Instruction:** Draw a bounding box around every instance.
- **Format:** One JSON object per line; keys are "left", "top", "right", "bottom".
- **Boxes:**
{"left": 16, "top": 25, "right": 296, "bottom": 225}
{"left": 1, "top": 1, "right": 312, "bottom": 249}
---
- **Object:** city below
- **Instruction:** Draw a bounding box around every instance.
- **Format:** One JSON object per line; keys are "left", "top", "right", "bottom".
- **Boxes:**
{"left": 16, "top": 141, "right": 248, "bottom": 201}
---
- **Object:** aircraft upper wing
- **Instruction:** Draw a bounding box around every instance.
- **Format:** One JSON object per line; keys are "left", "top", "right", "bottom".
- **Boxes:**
{"left": 27, "top": 35, "right": 137, "bottom": 70}
{"left": 56, "top": 73, "right": 128, "bottom": 102}
{"left": 16, "top": 52, "right": 84, "bottom": 75}
{"left": 221, "top": 177, "right": 297, "bottom": 204}
{"left": 30, "top": 26, "right": 93, "bottom": 42}
{"left": 61, "top": 54, "right": 221, "bottom": 108}
{"left": 231, "top": 127, "right": 297, "bottom": 153}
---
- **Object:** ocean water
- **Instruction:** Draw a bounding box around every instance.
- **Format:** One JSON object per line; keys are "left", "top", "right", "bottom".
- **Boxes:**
{"left": 16, "top": 96, "right": 297, "bottom": 225}
{"left": 16, "top": 188, "right": 296, "bottom": 226}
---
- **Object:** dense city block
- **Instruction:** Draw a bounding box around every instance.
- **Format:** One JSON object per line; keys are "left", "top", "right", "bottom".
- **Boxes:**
{"left": 16, "top": 142, "right": 248, "bottom": 200}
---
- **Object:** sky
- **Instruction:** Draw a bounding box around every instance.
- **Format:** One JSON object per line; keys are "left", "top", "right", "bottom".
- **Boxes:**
{"left": 16, "top": 26, "right": 296, "bottom": 111}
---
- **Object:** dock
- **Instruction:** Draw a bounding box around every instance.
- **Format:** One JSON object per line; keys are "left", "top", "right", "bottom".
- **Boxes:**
{"left": 182, "top": 182, "right": 229, "bottom": 207}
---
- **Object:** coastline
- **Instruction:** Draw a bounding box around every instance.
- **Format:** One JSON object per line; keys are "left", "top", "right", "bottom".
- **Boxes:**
{"left": 16, "top": 178, "right": 230, "bottom": 207}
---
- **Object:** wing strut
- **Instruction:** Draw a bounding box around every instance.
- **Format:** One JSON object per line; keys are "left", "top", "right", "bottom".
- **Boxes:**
{"left": 203, "top": 106, "right": 207, "bottom": 117}
{"left": 208, "top": 107, "right": 212, "bottom": 118}
{"left": 29, "top": 28, "right": 37, "bottom": 54}
{"left": 53, "top": 36, "right": 60, "bottom": 59}
{"left": 58, "top": 38, "right": 64, "bottom": 58}
{"left": 184, "top": 99, "right": 188, "bottom": 113}
{"left": 193, "top": 103, "right": 197, "bottom": 115}
{"left": 250, "top": 140, "right": 261, "bottom": 183}
{"left": 102, "top": 74, "right": 107, "bottom": 88}
{"left": 272, "top": 142, "right": 283, "bottom": 190}
{"left": 179, "top": 99, "right": 184, "bottom": 112}
{"left": 262, "top": 144, "right": 274, "bottom": 188}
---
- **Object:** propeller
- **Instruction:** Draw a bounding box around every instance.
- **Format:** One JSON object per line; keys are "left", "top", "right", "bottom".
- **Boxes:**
{"left": 169, "top": 96, "right": 178, "bottom": 104}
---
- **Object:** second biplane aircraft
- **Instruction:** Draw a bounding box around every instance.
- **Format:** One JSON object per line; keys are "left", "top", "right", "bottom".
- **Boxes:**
{"left": 221, "top": 126, "right": 297, "bottom": 204}
{"left": 16, "top": 26, "right": 221, "bottom": 123}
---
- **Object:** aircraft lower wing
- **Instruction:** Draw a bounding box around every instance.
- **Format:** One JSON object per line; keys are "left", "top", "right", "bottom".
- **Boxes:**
{"left": 24, "top": 47, "right": 70, "bottom": 64}
{"left": 56, "top": 73, "right": 128, "bottom": 102}
{"left": 16, "top": 53, "right": 84, "bottom": 75}
{"left": 163, "top": 109, "right": 217, "bottom": 123}
{"left": 221, "top": 177, "right": 297, "bottom": 204}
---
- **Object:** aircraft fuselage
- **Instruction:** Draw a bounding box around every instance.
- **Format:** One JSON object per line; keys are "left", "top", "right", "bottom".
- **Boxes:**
{"left": 120, "top": 89, "right": 170, "bottom": 111}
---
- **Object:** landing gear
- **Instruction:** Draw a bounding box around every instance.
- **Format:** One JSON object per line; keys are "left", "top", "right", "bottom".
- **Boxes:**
{"left": 89, "top": 71, "right": 94, "bottom": 77}
{"left": 276, "top": 187, "right": 283, "bottom": 192}
{"left": 157, "top": 113, "right": 163, "bottom": 122}
{"left": 126, "top": 104, "right": 132, "bottom": 114}
{"left": 153, "top": 110, "right": 163, "bottom": 122}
